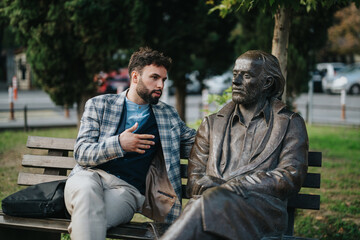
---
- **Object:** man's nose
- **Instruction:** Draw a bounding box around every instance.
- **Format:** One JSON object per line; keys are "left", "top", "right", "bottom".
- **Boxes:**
{"left": 157, "top": 80, "right": 164, "bottom": 89}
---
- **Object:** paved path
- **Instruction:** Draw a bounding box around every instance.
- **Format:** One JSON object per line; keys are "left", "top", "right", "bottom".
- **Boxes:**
{"left": 0, "top": 90, "right": 77, "bottom": 130}
{"left": 294, "top": 93, "right": 360, "bottom": 127}
{"left": 0, "top": 90, "right": 359, "bottom": 130}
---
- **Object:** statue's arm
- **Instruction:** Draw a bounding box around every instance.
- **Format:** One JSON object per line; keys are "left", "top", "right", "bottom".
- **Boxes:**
{"left": 186, "top": 116, "right": 212, "bottom": 197}
{"left": 222, "top": 114, "right": 309, "bottom": 200}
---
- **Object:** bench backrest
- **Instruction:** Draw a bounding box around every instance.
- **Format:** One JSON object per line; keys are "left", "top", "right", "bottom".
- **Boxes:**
{"left": 20, "top": 136, "right": 321, "bottom": 235}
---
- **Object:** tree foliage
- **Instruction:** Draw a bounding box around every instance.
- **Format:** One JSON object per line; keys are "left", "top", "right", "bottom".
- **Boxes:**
{"left": 327, "top": 3, "right": 360, "bottom": 55}
{"left": 131, "top": 0, "right": 237, "bottom": 120}
{"left": 208, "top": 0, "right": 355, "bottom": 103}
{"left": 3, "top": 0, "right": 134, "bottom": 110}
{"left": 3, "top": 0, "right": 238, "bottom": 121}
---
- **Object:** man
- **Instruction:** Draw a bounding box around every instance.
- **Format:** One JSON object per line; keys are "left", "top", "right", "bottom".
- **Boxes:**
{"left": 161, "top": 50, "right": 308, "bottom": 239}
{"left": 64, "top": 47, "right": 196, "bottom": 240}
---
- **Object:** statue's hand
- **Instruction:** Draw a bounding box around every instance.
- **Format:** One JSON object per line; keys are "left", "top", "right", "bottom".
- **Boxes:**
{"left": 196, "top": 175, "right": 226, "bottom": 194}
{"left": 222, "top": 179, "right": 248, "bottom": 198}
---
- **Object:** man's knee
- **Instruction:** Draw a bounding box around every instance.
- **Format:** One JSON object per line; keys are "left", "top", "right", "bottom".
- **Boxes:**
{"left": 65, "top": 170, "right": 104, "bottom": 211}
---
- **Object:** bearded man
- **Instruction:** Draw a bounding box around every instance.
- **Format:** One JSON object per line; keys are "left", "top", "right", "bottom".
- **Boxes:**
{"left": 161, "top": 50, "right": 308, "bottom": 240}
{"left": 64, "top": 47, "right": 196, "bottom": 240}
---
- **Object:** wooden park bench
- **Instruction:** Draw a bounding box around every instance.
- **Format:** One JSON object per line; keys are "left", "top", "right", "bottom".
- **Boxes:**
{"left": 0, "top": 136, "right": 322, "bottom": 240}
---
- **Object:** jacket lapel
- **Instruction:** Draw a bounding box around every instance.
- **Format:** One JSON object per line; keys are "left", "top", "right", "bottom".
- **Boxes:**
{"left": 151, "top": 103, "right": 172, "bottom": 172}
{"left": 211, "top": 102, "right": 236, "bottom": 176}
{"left": 227, "top": 100, "right": 290, "bottom": 179}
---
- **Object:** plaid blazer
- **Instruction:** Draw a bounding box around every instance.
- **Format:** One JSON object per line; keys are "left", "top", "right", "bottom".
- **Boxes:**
{"left": 71, "top": 90, "right": 196, "bottom": 222}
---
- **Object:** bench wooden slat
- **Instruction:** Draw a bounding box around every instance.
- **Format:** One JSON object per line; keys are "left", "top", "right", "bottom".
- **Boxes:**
{"left": 0, "top": 211, "right": 69, "bottom": 233}
{"left": 22, "top": 155, "right": 76, "bottom": 170}
{"left": 27, "top": 136, "right": 75, "bottom": 151}
{"left": 180, "top": 164, "right": 188, "bottom": 178}
{"left": 308, "top": 152, "right": 322, "bottom": 167}
{"left": 181, "top": 189, "right": 320, "bottom": 210}
{"left": 288, "top": 193, "right": 320, "bottom": 210}
{"left": 302, "top": 173, "right": 320, "bottom": 188}
{"left": 0, "top": 211, "right": 154, "bottom": 239}
{"left": 107, "top": 223, "right": 154, "bottom": 239}
{"left": 17, "top": 173, "right": 67, "bottom": 186}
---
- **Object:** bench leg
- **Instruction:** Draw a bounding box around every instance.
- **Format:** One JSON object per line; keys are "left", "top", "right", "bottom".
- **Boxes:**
{"left": 286, "top": 207, "right": 295, "bottom": 236}
{"left": 0, "top": 226, "right": 61, "bottom": 240}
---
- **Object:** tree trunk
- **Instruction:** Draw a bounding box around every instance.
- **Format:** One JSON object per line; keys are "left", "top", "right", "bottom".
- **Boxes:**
{"left": 76, "top": 93, "right": 94, "bottom": 128}
{"left": 272, "top": 6, "right": 291, "bottom": 103}
{"left": 175, "top": 80, "right": 186, "bottom": 122}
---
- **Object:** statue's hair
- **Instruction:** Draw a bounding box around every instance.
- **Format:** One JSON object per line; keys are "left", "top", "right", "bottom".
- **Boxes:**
{"left": 240, "top": 50, "right": 285, "bottom": 99}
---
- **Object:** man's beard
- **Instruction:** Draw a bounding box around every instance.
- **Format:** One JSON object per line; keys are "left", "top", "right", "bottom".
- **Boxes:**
{"left": 136, "top": 78, "right": 162, "bottom": 104}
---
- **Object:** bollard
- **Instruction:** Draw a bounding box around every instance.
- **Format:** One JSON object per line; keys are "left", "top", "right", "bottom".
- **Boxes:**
{"left": 12, "top": 76, "right": 18, "bottom": 101}
{"left": 65, "top": 105, "right": 70, "bottom": 118}
{"left": 307, "top": 80, "right": 313, "bottom": 125}
{"left": 341, "top": 89, "right": 346, "bottom": 120}
{"left": 8, "top": 86, "right": 15, "bottom": 120}
{"left": 24, "top": 105, "right": 28, "bottom": 131}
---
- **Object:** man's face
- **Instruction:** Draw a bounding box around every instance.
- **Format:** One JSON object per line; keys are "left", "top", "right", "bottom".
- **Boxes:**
{"left": 136, "top": 64, "right": 167, "bottom": 104}
{"left": 232, "top": 56, "right": 265, "bottom": 106}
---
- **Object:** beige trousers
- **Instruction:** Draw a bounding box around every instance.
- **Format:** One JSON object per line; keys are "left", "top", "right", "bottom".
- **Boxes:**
{"left": 64, "top": 169, "right": 145, "bottom": 240}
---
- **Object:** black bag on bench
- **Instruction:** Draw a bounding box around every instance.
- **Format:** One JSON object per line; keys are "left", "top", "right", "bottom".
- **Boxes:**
{"left": 2, "top": 180, "right": 69, "bottom": 218}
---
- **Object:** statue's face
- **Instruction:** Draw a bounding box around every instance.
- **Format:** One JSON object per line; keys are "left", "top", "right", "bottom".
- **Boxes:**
{"left": 232, "top": 56, "right": 265, "bottom": 106}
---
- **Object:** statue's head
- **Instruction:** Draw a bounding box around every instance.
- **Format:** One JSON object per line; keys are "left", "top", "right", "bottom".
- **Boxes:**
{"left": 232, "top": 50, "right": 285, "bottom": 105}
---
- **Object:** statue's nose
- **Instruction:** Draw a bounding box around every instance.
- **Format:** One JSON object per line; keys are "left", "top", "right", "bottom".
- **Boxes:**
{"left": 233, "top": 75, "right": 242, "bottom": 85}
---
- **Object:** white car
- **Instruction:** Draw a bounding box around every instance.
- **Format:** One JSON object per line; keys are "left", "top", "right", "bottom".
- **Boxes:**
{"left": 204, "top": 71, "right": 232, "bottom": 95}
{"left": 317, "top": 62, "right": 347, "bottom": 93}
{"left": 330, "top": 64, "right": 360, "bottom": 94}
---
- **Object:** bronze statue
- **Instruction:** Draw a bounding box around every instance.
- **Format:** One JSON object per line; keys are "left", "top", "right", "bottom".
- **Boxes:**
{"left": 160, "top": 50, "right": 309, "bottom": 239}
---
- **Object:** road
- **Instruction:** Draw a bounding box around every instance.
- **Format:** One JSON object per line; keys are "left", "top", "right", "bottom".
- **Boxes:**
{"left": 0, "top": 90, "right": 359, "bottom": 130}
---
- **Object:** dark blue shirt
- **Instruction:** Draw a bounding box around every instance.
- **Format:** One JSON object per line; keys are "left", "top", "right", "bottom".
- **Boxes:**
{"left": 97, "top": 104, "right": 160, "bottom": 194}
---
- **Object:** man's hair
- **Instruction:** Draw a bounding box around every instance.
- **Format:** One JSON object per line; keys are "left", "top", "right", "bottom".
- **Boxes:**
{"left": 241, "top": 50, "right": 285, "bottom": 99}
{"left": 128, "top": 47, "right": 172, "bottom": 76}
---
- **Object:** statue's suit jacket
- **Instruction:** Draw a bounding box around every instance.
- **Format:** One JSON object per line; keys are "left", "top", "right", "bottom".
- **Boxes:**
{"left": 187, "top": 98, "right": 308, "bottom": 239}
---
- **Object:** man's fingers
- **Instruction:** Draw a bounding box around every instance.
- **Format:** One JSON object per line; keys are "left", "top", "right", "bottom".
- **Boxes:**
{"left": 137, "top": 144, "right": 152, "bottom": 149}
{"left": 135, "top": 148, "right": 146, "bottom": 154}
{"left": 138, "top": 139, "right": 155, "bottom": 145}
{"left": 136, "top": 134, "right": 155, "bottom": 139}
{"left": 126, "top": 122, "right": 138, "bottom": 132}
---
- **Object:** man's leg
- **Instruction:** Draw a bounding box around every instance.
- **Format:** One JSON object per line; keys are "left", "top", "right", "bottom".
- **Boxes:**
{"left": 64, "top": 170, "right": 107, "bottom": 240}
{"left": 98, "top": 170, "right": 145, "bottom": 228}
{"left": 65, "top": 169, "right": 145, "bottom": 240}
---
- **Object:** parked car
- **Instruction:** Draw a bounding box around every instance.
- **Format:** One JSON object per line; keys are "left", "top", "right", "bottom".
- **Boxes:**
{"left": 203, "top": 71, "right": 232, "bottom": 95}
{"left": 317, "top": 62, "right": 347, "bottom": 94}
{"left": 95, "top": 68, "right": 130, "bottom": 94}
{"left": 329, "top": 63, "right": 360, "bottom": 95}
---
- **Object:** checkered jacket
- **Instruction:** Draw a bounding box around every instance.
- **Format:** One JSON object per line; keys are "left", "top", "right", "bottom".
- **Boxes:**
{"left": 70, "top": 90, "right": 196, "bottom": 223}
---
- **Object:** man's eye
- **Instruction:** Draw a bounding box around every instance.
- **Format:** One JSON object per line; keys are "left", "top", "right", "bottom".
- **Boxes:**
{"left": 244, "top": 74, "right": 251, "bottom": 78}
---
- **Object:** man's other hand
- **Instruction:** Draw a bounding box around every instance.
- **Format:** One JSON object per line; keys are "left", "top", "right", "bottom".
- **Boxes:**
{"left": 119, "top": 122, "right": 155, "bottom": 154}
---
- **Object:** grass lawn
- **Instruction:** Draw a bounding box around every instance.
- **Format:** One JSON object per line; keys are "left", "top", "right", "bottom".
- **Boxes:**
{"left": 0, "top": 124, "right": 359, "bottom": 239}
{"left": 295, "top": 124, "right": 360, "bottom": 239}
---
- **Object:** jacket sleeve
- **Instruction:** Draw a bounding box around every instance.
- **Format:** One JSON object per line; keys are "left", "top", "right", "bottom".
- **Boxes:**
{"left": 74, "top": 98, "right": 125, "bottom": 167}
{"left": 179, "top": 119, "right": 197, "bottom": 159}
{"left": 186, "top": 116, "right": 211, "bottom": 197}
{"left": 222, "top": 114, "right": 309, "bottom": 200}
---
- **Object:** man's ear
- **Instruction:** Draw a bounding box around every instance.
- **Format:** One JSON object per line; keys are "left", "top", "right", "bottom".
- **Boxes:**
{"left": 263, "top": 76, "right": 274, "bottom": 91}
{"left": 131, "top": 71, "right": 139, "bottom": 84}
